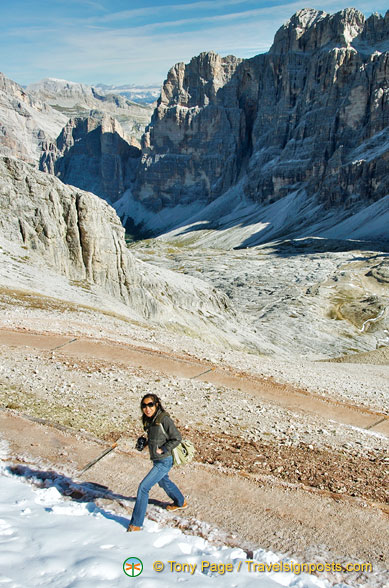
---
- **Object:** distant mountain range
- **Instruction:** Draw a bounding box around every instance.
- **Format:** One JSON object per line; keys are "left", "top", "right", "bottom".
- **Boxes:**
{"left": 26, "top": 77, "right": 155, "bottom": 140}
{"left": 92, "top": 82, "right": 161, "bottom": 104}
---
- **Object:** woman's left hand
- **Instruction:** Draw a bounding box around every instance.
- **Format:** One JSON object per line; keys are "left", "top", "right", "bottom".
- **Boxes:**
{"left": 156, "top": 448, "right": 164, "bottom": 455}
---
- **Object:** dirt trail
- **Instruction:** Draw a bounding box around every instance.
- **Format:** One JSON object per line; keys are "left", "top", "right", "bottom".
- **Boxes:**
{"left": 1, "top": 327, "right": 388, "bottom": 435}
{"left": 1, "top": 410, "right": 388, "bottom": 588}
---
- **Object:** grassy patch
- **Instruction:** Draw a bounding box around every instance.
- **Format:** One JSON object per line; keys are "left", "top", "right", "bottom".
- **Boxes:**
{"left": 328, "top": 291, "right": 385, "bottom": 330}
{"left": 70, "top": 279, "right": 92, "bottom": 291}
{"left": 0, "top": 379, "right": 135, "bottom": 440}
{"left": 0, "top": 286, "right": 146, "bottom": 328}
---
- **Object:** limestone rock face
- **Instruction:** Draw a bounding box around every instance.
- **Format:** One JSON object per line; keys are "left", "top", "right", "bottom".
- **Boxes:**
{"left": 246, "top": 8, "right": 389, "bottom": 209}
{"left": 134, "top": 52, "right": 246, "bottom": 210}
{"left": 0, "top": 155, "right": 134, "bottom": 294}
{"left": 0, "top": 73, "right": 67, "bottom": 164}
{"left": 130, "top": 8, "right": 389, "bottom": 225}
{"left": 0, "top": 156, "right": 233, "bottom": 334}
{"left": 40, "top": 113, "right": 141, "bottom": 203}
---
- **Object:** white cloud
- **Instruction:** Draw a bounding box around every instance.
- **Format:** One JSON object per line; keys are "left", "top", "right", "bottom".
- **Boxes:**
{"left": 94, "top": 0, "right": 260, "bottom": 23}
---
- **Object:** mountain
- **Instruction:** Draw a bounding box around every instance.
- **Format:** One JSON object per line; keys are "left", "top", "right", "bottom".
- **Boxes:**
{"left": 39, "top": 112, "right": 141, "bottom": 204}
{"left": 27, "top": 78, "right": 154, "bottom": 141}
{"left": 117, "top": 8, "right": 388, "bottom": 246}
{"left": 8, "top": 9, "right": 387, "bottom": 247}
{"left": 93, "top": 82, "right": 161, "bottom": 104}
{"left": 0, "top": 155, "right": 266, "bottom": 349}
{"left": 0, "top": 73, "right": 67, "bottom": 164}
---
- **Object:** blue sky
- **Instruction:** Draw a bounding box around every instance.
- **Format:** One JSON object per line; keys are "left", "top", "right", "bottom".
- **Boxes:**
{"left": 1, "top": 0, "right": 387, "bottom": 87}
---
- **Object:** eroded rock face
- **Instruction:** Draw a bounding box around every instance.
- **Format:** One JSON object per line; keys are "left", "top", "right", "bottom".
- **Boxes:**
{"left": 368, "top": 260, "right": 389, "bottom": 283}
{"left": 131, "top": 8, "right": 389, "bottom": 219}
{"left": 246, "top": 8, "right": 389, "bottom": 209}
{"left": 0, "top": 155, "right": 134, "bottom": 293}
{"left": 0, "top": 73, "right": 67, "bottom": 164}
{"left": 40, "top": 113, "right": 141, "bottom": 203}
{"left": 0, "top": 156, "right": 233, "bottom": 333}
{"left": 134, "top": 52, "right": 246, "bottom": 210}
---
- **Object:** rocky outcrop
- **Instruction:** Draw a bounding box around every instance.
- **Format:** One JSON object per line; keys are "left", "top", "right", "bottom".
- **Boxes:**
{"left": 0, "top": 73, "right": 152, "bottom": 180}
{"left": 128, "top": 8, "right": 388, "bottom": 231}
{"left": 0, "top": 73, "right": 67, "bottom": 164}
{"left": 27, "top": 78, "right": 154, "bottom": 140}
{"left": 0, "top": 156, "right": 234, "bottom": 335}
{"left": 134, "top": 52, "right": 245, "bottom": 210}
{"left": 40, "top": 112, "right": 141, "bottom": 203}
{"left": 246, "top": 8, "right": 389, "bottom": 209}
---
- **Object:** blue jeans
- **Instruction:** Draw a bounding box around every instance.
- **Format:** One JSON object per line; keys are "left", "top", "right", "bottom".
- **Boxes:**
{"left": 130, "top": 456, "right": 184, "bottom": 527}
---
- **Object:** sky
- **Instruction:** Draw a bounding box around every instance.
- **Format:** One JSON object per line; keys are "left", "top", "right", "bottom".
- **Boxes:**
{"left": 1, "top": 0, "right": 387, "bottom": 88}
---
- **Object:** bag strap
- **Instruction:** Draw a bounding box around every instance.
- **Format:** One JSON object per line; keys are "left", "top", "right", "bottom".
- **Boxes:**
{"left": 160, "top": 422, "right": 181, "bottom": 445}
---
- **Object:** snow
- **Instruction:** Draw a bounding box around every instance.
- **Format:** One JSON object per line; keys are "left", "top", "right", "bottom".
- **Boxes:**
{"left": 115, "top": 187, "right": 205, "bottom": 235}
{"left": 321, "top": 195, "right": 389, "bottom": 241}
{"left": 0, "top": 440, "right": 346, "bottom": 588}
{"left": 116, "top": 176, "right": 388, "bottom": 249}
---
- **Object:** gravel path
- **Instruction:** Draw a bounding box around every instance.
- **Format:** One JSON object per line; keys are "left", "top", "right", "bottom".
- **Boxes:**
{"left": 1, "top": 412, "right": 388, "bottom": 588}
{"left": 0, "top": 293, "right": 388, "bottom": 587}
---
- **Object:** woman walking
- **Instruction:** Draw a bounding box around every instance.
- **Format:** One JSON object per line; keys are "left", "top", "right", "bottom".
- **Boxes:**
{"left": 127, "top": 393, "right": 188, "bottom": 532}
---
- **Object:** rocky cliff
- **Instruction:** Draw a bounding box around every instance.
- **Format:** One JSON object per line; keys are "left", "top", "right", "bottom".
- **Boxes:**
{"left": 126, "top": 8, "right": 388, "bottom": 240}
{"left": 40, "top": 112, "right": 141, "bottom": 203}
{"left": 0, "top": 73, "right": 67, "bottom": 164}
{"left": 134, "top": 51, "right": 244, "bottom": 210}
{"left": 0, "top": 156, "right": 238, "bottom": 340}
{"left": 246, "top": 8, "right": 388, "bottom": 209}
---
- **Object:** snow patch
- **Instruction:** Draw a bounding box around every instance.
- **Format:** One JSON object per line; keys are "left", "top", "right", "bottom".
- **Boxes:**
{"left": 117, "top": 177, "right": 388, "bottom": 249}
{"left": 321, "top": 196, "right": 389, "bottom": 241}
{"left": 0, "top": 449, "right": 345, "bottom": 588}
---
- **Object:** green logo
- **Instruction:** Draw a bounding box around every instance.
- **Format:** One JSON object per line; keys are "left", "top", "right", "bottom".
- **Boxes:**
{"left": 123, "top": 556, "right": 143, "bottom": 577}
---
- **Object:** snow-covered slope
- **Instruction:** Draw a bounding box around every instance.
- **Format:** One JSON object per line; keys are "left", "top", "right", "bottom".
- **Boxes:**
{"left": 116, "top": 181, "right": 389, "bottom": 249}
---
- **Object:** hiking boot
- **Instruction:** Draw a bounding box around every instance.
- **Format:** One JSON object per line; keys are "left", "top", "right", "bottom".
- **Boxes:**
{"left": 127, "top": 524, "right": 141, "bottom": 532}
{"left": 166, "top": 500, "right": 188, "bottom": 512}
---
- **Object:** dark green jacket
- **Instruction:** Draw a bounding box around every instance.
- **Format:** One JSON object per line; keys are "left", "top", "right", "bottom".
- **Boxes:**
{"left": 143, "top": 409, "right": 182, "bottom": 461}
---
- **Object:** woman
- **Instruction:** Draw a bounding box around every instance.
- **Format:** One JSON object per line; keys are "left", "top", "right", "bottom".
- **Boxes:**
{"left": 127, "top": 393, "right": 188, "bottom": 532}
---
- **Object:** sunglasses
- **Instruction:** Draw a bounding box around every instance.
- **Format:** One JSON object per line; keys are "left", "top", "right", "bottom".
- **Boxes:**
{"left": 141, "top": 401, "right": 156, "bottom": 409}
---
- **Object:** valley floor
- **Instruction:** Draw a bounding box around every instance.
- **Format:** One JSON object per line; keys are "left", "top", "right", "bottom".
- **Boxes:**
{"left": 0, "top": 295, "right": 388, "bottom": 587}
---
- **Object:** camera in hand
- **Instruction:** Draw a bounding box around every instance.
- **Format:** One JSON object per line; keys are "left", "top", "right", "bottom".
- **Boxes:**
{"left": 135, "top": 436, "right": 147, "bottom": 451}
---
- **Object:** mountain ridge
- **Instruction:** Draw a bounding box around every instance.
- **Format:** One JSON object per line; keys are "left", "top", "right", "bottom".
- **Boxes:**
{"left": 116, "top": 7, "right": 388, "bottom": 246}
{"left": 26, "top": 77, "right": 155, "bottom": 141}
{"left": 0, "top": 72, "right": 67, "bottom": 164}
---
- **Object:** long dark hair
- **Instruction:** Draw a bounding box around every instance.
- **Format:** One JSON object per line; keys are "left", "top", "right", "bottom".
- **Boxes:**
{"left": 140, "top": 393, "right": 164, "bottom": 425}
